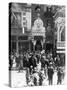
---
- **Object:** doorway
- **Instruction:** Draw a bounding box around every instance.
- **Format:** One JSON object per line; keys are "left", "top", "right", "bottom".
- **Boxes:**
{"left": 35, "top": 40, "right": 42, "bottom": 51}
{"left": 45, "top": 43, "right": 53, "bottom": 53}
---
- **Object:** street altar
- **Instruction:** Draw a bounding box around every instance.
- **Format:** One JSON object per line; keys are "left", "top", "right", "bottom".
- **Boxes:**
{"left": 32, "top": 16, "right": 45, "bottom": 37}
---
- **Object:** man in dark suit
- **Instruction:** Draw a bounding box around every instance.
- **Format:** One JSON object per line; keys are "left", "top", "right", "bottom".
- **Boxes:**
{"left": 48, "top": 65, "right": 54, "bottom": 85}
{"left": 57, "top": 67, "right": 63, "bottom": 84}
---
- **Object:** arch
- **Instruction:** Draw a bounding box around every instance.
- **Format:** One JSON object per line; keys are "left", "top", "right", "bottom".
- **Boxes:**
{"left": 34, "top": 17, "right": 43, "bottom": 28}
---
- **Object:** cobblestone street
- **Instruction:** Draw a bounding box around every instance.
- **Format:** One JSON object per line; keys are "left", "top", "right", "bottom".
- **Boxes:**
{"left": 11, "top": 70, "right": 27, "bottom": 87}
{"left": 11, "top": 70, "right": 65, "bottom": 87}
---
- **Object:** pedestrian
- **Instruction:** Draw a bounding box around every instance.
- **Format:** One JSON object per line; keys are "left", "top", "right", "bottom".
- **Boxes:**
{"left": 18, "top": 55, "right": 23, "bottom": 72}
{"left": 41, "top": 55, "right": 45, "bottom": 69}
{"left": 33, "top": 67, "right": 38, "bottom": 86}
{"left": 15, "top": 54, "right": 20, "bottom": 69}
{"left": 48, "top": 64, "right": 54, "bottom": 85}
{"left": 9, "top": 54, "right": 13, "bottom": 70}
{"left": 57, "top": 67, "right": 63, "bottom": 84}
{"left": 39, "top": 71, "right": 43, "bottom": 86}
{"left": 26, "top": 68, "right": 30, "bottom": 85}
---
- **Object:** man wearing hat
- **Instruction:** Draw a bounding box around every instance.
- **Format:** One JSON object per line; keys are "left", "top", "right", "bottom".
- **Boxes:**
{"left": 47, "top": 64, "right": 54, "bottom": 85}
{"left": 57, "top": 67, "right": 63, "bottom": 84}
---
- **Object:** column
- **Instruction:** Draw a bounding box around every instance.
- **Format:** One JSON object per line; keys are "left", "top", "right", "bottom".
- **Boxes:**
{"left": 34, "top": 40, "right": 36, "bottom": 51}
{"left": 33, "top": 40, "right": 36, "bottom": 51}
{"left": 29, "top": 40, "right": 31, "bottom": 51}
{"left": 43, "top": 38, "right": 45, "bottom": 50}
{"left": 41, "top": 40, "right": 43, "bottom": 50}
{"left": 57, "top": 24, "right": 60, "bottom": 42}
{"left": 28, "top": 37, "right": 31, "bottom": 51}
{"left": 16, "top": 36, "right": 18, "bottom": 54}
{"left": 33, "top": 45, "right": 35, "bottom": 51}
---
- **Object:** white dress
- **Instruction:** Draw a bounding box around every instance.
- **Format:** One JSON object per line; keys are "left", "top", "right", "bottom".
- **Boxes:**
{"left": 53, "top": 70, "right": 58, "bottom": 85}
{"left": 12, "top": 58, "right": 16, "bottom": 68}
{"left": 37, "top": 62, "right": 41, "bottom": 72}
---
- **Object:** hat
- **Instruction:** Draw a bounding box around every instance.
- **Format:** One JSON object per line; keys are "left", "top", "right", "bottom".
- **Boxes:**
{"left": 50, "top": 62, "right": 53, "bottom": 65}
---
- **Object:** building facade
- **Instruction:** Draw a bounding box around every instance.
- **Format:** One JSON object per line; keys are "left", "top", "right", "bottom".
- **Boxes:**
{"left": 10, "top": 3, "right": 32, "bottom": 54}
{"left": 54, "top": 6, "right": 65, "bottom": 58}
{"left": 9, "top": 3, "right": 65, "bottom": 57}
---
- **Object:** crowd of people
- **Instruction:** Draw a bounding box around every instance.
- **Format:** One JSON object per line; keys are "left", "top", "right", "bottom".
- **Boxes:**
{"left": 9, "top": 50, "right": 65, "bottom": 86}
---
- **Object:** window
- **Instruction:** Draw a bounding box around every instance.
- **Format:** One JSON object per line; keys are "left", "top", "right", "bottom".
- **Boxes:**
{"left": 23, "top": 17, "right": 26, "bottom": 20}
{"left": 23, "top": 12, "right": 26, "bottom": 15}
{"left": 18, "top": 36, "right": 28, "bottom": 40}
{"left": 18, "top": 42, "right": 29, "bottom": 53}
{"left": 11, "top": 36, "right": 17, "bottom": 41}
{"left": 61, "top": 29, "right": 65, "bottom": 41}
{"left": 11, "top": 12, "right": 21, "bottom": 27}
{"left": 11, "top": 42, "right": 16, "bottom": 52}
{"left": 23, "top": 22, "right": 26, "bottom": 26}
